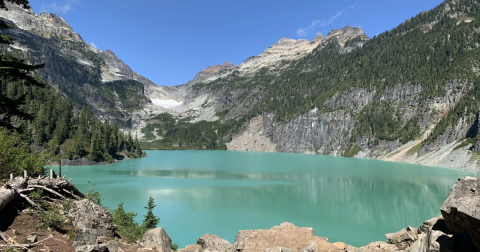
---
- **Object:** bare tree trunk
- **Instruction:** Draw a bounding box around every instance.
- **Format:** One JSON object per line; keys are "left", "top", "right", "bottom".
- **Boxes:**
{"left": 0, "top": 171, "right": 84, "bottom": 213}
{"left": 0, "top": 187, "right": 17, "bottom": 213}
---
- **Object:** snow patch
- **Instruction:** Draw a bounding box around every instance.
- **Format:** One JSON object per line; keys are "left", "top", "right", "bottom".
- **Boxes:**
{"left": 151, "top": 99, "right": 183, "bottom": 108}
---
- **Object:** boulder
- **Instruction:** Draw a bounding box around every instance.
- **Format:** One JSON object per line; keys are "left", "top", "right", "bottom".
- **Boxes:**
{"left": 428, "top": 230, "right": 455, "bottom": 252}
{"left": 233, "top": 222, "right": 324, "bottom": 252}
{"left": 197, "top": 234, "right": 233, "bottom": 252}
{"left": 137, "top": 249, "right": 159, "bottom": 252}
{"left": 137, "top": 248, "right": 159, "bottom": 252}
{"left": 358, "top": 241, "right": 398, "bottom": 252}
{"left": 103, "top": 240, "right": 125, "bottom": 252}
{"left": 26, "top": 234, "right": 37, "bottom": 243}
{"left": 139, "top": 227, "right": 172, "bottom": 252}
{"left": 73, "top": 229, "right": 99, "bottom": 246}
{"left": 408, "top": 233, "right": 428, "bottom": 252}
{"left": 440, "top": 176, "right": 480, "bottom": 250}
{"left": 75, "top": 245, "right": 108, "bottom": 252}
{"left": 68, "top": 200, "right": 116, "bottom": 237}
{"left": 418, "top": 216, "right": 446, "bottom": 234}
{"left": 297, "top": 237, "right": 342, "bottom": 252}
{"left": 184, "top": 245, "right": 201, "bottom": 252}
{"left": 384, "top": 226, "right": 418, "bottom": 249}
{"left": 264, "top": 246, "right": 293, "bottom": 252}
{"left": 331, "top": 242, "right": 345, "bottom": 250}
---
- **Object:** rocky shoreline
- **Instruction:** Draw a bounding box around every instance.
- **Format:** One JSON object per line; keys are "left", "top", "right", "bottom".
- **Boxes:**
{"left": 71, "top": 176, "right": 480, "bottom": 252}
{"left": 1, "top": 174, "right": 478, "bottom": 252}
{"left": 46, "top": 153, "right": 147, "bottom": 167}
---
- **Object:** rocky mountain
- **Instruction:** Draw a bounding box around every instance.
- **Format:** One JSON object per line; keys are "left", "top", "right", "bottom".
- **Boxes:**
{"left": 139, "top": 0, "right": 480, "bottom": 170}
{"left": 0, "top": 3, "right": 158, "bottom": 128}
{"left": 2, "top": 0, "right": 480, "bottom": 170}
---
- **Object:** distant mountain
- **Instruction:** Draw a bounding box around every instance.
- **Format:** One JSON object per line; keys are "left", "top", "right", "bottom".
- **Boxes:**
{"left": 139, "top": 0, "right": 480, "bottom": 169}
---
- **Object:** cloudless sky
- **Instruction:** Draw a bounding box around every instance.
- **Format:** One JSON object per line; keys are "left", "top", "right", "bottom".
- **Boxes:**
{"left": 28, "top": 0, "right": 445, "bottom": 86}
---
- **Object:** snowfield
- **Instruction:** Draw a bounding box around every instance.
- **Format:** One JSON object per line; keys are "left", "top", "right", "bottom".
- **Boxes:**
{"left": 150, "top": 99, "right": 183, "bottom": 108}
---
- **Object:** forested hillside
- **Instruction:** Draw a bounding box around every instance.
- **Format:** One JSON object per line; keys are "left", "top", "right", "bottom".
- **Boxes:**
{"left": 139, "top": 0, "right": 480, "bottom": 169}
{"left": 2, "top": 76, "right": 144, "bottom": 166}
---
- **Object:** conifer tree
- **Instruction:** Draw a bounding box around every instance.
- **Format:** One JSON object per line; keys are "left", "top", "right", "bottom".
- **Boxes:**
{"left": 142, "top": 196, "right": 160, "bottom": 230}
{"left": 0, "top": 0, "right": 45, "bottom": 130}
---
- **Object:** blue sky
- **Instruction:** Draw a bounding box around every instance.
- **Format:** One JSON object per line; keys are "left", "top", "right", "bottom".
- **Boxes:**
{"left": 29, "top": 0, "right": 445, "bottom": 86}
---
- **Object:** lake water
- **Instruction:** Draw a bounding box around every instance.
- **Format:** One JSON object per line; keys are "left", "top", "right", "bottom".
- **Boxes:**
{"left": 53, "top": 150, "right": 476, "bottom": 248}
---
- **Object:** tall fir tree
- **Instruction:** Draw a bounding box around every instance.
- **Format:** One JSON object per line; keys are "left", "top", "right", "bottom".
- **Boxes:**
{"left": 0, "top": 0, "right": 45, "bottom": 130}
{"left": 142, "top": 196, "right": 160, "bottom": 230}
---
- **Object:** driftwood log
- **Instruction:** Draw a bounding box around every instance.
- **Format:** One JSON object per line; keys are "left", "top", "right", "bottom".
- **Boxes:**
{"left": 0, "top": 170, "right": 84, "bottom": 213}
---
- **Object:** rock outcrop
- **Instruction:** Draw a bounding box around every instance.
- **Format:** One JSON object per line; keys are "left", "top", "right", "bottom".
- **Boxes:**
{"left": 232, "top": 222, "right": 325, "bottom": 252}
{"left": 68, "top": 200, "right": 116, "bottom": 239}
{"left": 139, "top": 227, "right": 172, "bottom": 252}
{"left": 197, "top": 234, "right": 233, "bottom": 252}
{"left": 441, "top": 176, "right": 480, "bottom": 250}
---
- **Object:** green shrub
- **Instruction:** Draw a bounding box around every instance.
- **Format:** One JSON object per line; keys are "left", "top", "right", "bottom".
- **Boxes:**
{"left": 343, "top": 145, "right": 362, "bottom": 158}
{"left": 0, "top": 128, "right": 45, "bottom": 180}
{"left": 111, "top": 202, "right": 143, "bottom": 243}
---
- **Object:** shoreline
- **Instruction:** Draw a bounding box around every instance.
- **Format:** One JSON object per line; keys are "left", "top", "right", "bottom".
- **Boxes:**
{"left": 46, "top": 153, "right": 147, "bottom": 167}
{"left": 140, "top": 148, "right": 478, "bottom": 171}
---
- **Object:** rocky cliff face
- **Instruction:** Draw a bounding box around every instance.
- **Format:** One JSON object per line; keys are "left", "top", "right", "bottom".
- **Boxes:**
{"left": 150, "top": 0, "right": 480, "bottom": 170}
{"left": 0, "top": 2, "right": 157, "bottom": 128}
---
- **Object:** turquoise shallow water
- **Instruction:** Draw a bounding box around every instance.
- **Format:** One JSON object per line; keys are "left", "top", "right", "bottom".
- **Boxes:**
{"left": 52, "top": 150, "right": 475, "bottom": 248}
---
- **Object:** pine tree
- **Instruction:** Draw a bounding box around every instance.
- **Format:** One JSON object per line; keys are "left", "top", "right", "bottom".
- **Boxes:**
{"left": 142, "top": 196, "right": 160, "bottom": 230}
{"left": 0, "top": 0, "right": 46, "bottom": 130}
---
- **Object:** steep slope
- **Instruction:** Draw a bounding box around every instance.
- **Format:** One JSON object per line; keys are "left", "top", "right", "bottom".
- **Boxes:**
{"left": 0, "top": 3, "right": 154, "bottom": 128}
{"left": 141, "top": 0, "right": 480, "bottom": 169}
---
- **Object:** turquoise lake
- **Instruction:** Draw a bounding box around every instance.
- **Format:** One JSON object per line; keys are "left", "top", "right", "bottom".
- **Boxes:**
{"left": 52, "top": 150, "right": 476, "bottom": 248}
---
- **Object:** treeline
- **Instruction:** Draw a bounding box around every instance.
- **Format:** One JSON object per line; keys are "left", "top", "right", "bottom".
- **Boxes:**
{"left": 2, "top": 78, "right": 143, "bottom": 165}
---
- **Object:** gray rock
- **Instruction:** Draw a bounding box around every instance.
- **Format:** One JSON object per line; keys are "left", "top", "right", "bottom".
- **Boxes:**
{"left": 184, "top": 244, "right": 201, "bottom": 252}
{"left": 428, "top": 230, "right": 455, "bottom": 252}
{"left": 263, "top": 246, "right": 293, "bottom": 252}
{"left": 296, "top": 238, "right": 342, "bottom": 252}
{"left": 233, "top": 222, "right": 319, "bottom": 252}
{"left": 26, "top": 234, "right": 37, "bottom": 243}
{"left": 73, "top": 229, "right": 98, "bottom": 246}
{"left": 75, "top": 245, "right": 108, "bottom": 252}
{"left": 385, "top": 226, "right": 418, "bottom": 244}
{"left": 408, "top": 233, "right": 428, "bottom": 252}
{"left": 103, "top": 240, "right": 124, "bottom": 252}
{"left": 197, "top": 234, "right": 233, "bottom": 252}
{"left": 440, "top": 176, "right": 480, "bottom": 250}
{"left": 358, "top": 241, "right": 398, "bottom": 252}
{"left": 68, "top": 200, "right": 116, "bottom": 238}
{"left": 418, "top": 216, "right": 446, "bottom": 234}
{"left": 139, "top": 227, "right": 172, "bottom": 252}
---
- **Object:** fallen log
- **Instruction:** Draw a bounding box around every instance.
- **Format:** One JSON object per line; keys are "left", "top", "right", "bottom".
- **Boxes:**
{"left": 28, "top": 185, "right": 65, "bottom": 199}
{"left": 0, "top": 235, "right": 52, "bottom": 250}
{"left": 27, "top": 177, "right": 84, "bottom": 198}
{"left": 0, "top": 231, "right": 9, "bottom": 244}
{"left": 0, "top": 171, "right": 84, "bottom": 213}
{"left": 17, "top": 193, "right": 39, "bottom": 209}
{"left": 0, "top": 177, "right": 26, "bottom": 213}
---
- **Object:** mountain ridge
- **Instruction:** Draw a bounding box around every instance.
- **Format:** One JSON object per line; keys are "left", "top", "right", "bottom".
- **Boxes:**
{"left": 2, "top": 0, "right": 480, "bottom": 170}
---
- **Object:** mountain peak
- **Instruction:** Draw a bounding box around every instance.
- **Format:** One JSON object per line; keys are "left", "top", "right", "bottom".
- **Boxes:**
{"left": 325, "top": 25, "right": 369, "bottom": 47}
{"left": 311, "top": 33, "right": 325, "bottom": 44}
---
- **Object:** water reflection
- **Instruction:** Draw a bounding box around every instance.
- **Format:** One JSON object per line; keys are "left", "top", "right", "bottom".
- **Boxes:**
{"left": 55, "top": 151, "right": 474, "bottom": 248}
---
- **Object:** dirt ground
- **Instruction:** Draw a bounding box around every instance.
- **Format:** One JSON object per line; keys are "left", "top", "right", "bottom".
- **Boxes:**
{"left": 1, "top": 210, "right": 75, "bottom": 252}
{"left": 0, "top": 204, "right": 144, "bottom": 252}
